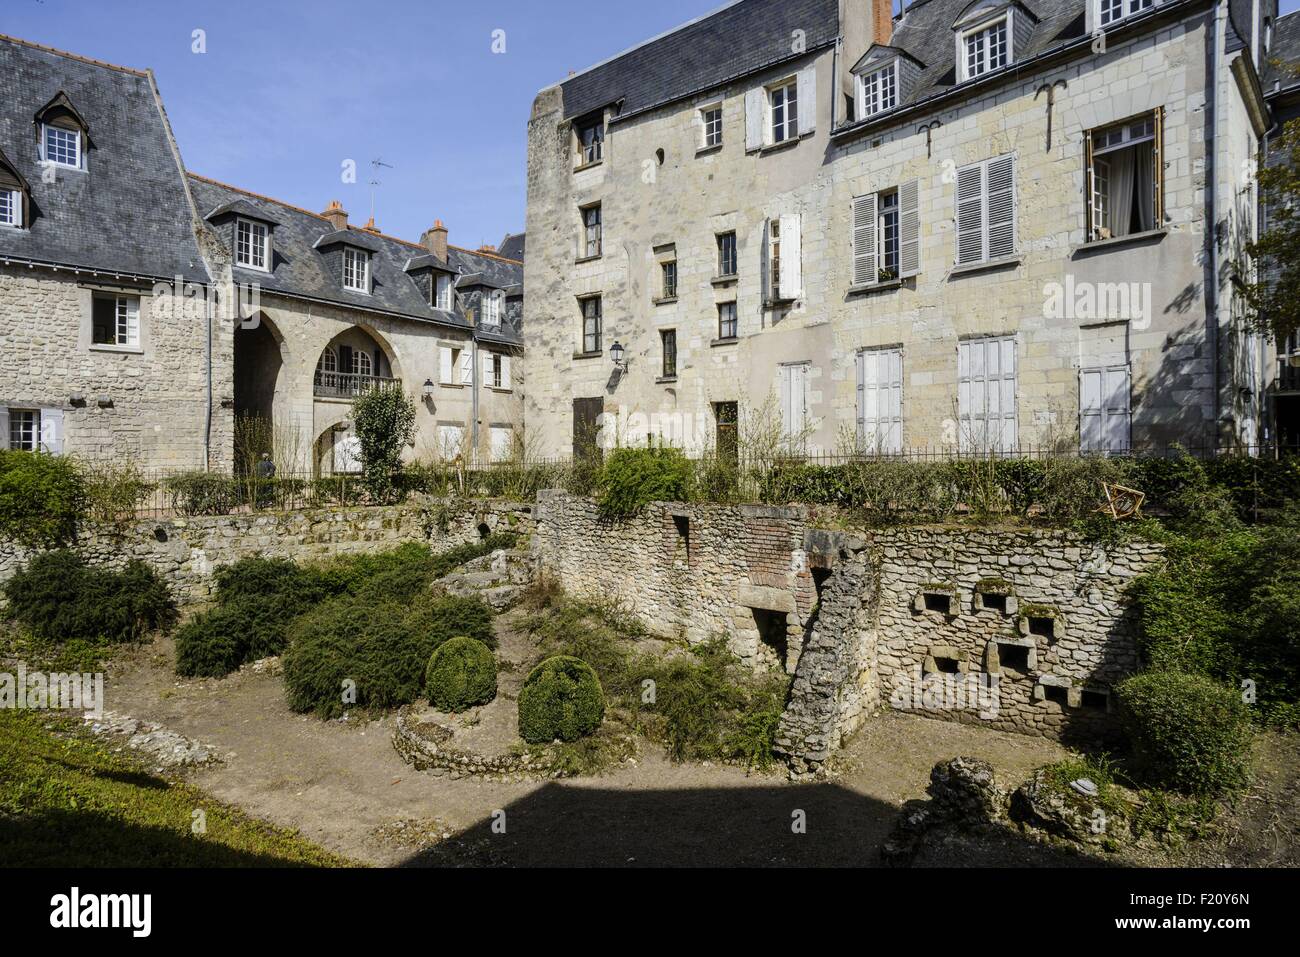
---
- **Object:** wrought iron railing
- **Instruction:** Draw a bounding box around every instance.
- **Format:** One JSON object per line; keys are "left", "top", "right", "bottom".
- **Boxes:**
{"left": 313, "top": 372, "right": 400, "bottom": 398}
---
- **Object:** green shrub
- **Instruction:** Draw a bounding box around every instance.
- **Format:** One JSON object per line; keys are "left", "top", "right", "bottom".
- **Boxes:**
{"left": 517, "top": 656, "right": 605, "bottom": 743}
{"left": 352, "top": 386, "right": 416, "bottom": 504}
{"left": 0, "top": 451, "right": 86, "bottom": 547}
{"left": 174, "top": 591, "right": 314, "bottom": 678}
{"left": 425, "top": 637, "right": 497, "bottom": 712}
{"left": 81, "top": 459, "right": 154, "bottom": 528}
{"left": 283, "top": 594, "right": 493, "bottom": 718}
{"left": 597, "top": 446, "right": 693, "bottom": 517}
{"left": 3, "top": 550, "right": 176, "bottom": 647}
{"left": 164, "top": 472, "right": 241, "bottom": 516}
{"left": 1116, "top": 670, "right": 1254, "bottom": 795}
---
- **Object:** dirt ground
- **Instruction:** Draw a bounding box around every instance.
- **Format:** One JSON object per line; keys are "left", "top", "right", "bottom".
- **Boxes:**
{"left": 101, "top": 614, "right": 1298, "bottom": 868}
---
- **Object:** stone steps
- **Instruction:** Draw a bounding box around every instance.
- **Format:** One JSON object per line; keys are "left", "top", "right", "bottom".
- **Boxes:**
{"left": 432, "top": 547, "right": 535, "bottom": 611}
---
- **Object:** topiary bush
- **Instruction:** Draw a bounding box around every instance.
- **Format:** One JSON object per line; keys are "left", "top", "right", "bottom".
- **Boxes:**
{"left": 282, "top": 594, "right": 494, "bottom": 719}
{"left": 1116, "top": 670, "right": 1254, "bottom": 795}
{"left": 517, "top": 655, "right": 605, "bottom": 743}
{"left": 3, "top": 550, "right": 176, "bottom": 647}
{"left": 424, "top": 636, "right": 497, "bottom": 712}
{"left": 0, "top": 451, "right": 86, "bottom": 547}
{"left": 597, "top": 446, "right": 693, "bottom": 518}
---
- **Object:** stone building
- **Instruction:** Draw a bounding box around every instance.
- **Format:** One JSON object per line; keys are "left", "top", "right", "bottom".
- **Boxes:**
{"left": 0, "top": 32, "right": 524, "bottom": 472}
{"left": 523, "top": 0, "right": 1282, "bottom": 458}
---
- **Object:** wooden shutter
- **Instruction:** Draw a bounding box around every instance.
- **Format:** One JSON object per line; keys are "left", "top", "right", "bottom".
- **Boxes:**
{"left": 852, "top": 194, "right": 877, "bottom": 286}
{"left": 0, "top": 408, "right": 9, "bottom": 449}
{"left": 796, "top": 65, "right": 817, "bottom": 137}
{"left": 501, "top": 355, "right": 512, "bottom": 390}
{"left": 439, "top": 347, "right": 453, "bottom": 384}
{"left": 1152, "top": 106, "right": 1164, "bottom": 225}
{"left": 39, "top": 408, "right": 63, "bottom": 454}
{"left": 898, "top": 178, "right": 920, "bottom": 277}
{"left": 857, "top": 349, "right": 903, "bottom": 454}
{"left": 955, "top": 163, "right": 985, "bottom": 265}
{"left": 779, "top": 212, "right": 802, "bottom": 300}
{"left": 1081, "top": 365, "right": 1131, "bottom": 453}
{"left": 745, "top": 88, "right": 765, "bottom": 152}
{"left": 482, "top": 352, "right": 494, "bottom": 387}
{"left": 459, "top": 350, "right": 473, "bottom": 386}
{"left": 985, "top": 155, "right": 1016, "bottom": 260}
{"left": 959, "top": 337, "right": 1017, "bottom": 452}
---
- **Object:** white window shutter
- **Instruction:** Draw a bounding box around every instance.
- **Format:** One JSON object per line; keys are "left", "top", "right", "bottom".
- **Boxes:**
{"left": 439, "top": 347, "right": 453, "bottom": 384}
{"left": 0, "top": 408, "right": 9, "bottom": 449}
{"left": 796, "top": 65, "right": 816, "bottom": 136}
{"left": 899, "top": 178, "right": 921, "bottom": 277}
{"left": 459, "top": 350, "right": 473, "bottom": 385}
{"left": 501, "top": 355, "right": 511, "bottom": 390}
{"left": 745, "top": 88, "right": 765, "bottom": 152}
{"left": 482, "top": 352, "right": 494, "bottom": 386}
{"left": 779, "top": 212, "right": 802, "bottom": 300}
{"left": 39, "top": 408, "right": 63, "bottom": 454}
{"left": 956, "top": 163, "right": 985, "bottom": 265}
{"left": 1080, "top": 368, "right": 1103, "bottom": 451}
{"left": 985, "top": 155, "right": 1016, "bottom": 260}
{"left": 125, "top": 299, "right": 140, "bottom": 347}
{"left": 852, "top": 194, "right": 877, "bottom": 286}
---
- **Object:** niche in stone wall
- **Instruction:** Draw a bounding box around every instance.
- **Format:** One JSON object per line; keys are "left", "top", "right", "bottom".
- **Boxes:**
{"left": 671, "top": 513, "right": 691, "bottom": 561}
{"left": 923, "top": 645, "right": 967, "bottom": 675}
{"left": 1018, "top": 604, "right": 1065, "bottom": 643}
{"left": 1079, "top": 687, "right": 1111, "bottom": 712}
{"left": 752, "top": 607, "right": 790, "bottom": 673}
{"left": 972, "top": 577, "right": 1018, "bottom": 615}
{"left": 913, "top": 583, "right": 960, "bottom": 618}
{"left": 1034, "top": 674, "right": 1071, "bottom": 706}
{"left": 984, "top": 637, "right": 1036, "bottom": 676}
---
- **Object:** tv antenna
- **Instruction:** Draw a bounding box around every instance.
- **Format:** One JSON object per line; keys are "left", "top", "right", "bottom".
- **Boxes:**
{"left": 368, "top": 157, "right": 394, "bottom": 223}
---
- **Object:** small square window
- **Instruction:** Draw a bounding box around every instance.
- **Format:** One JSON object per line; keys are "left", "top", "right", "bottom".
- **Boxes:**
{"left": 924, "top": 593, "right": 952, "bottom": 615}
{"left": 931, "top": 655, "right": 962, "bottom": 675}
{"left": 0, "top": 188, "right": 21, "bottom": 228}
{"left": 343, "top": 248, "right": 369, "bottom": 292}
{"left": 1080, "top": 689, "right": 1110, "bottom": 711}
{"left": 43, "top": 125, "right": 81, "bottom": 169}
{"left": 997, "top": 643, "right": 1030, "bottom": 674}
{"left": 92, "top": 295, "right": 140, "bottom": 348}
{"left": 1044, "top": 684, "right": 1069, "bottom": 706}
{"left": 1028, "top": 616, "right": 1055, "bottom": 640}
{"left": 7, "top": 409, "right": 40, "bottom": 451}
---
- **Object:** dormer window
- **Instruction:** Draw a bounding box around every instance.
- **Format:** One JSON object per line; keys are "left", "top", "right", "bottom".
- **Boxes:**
{"left": 434, "top": 272, "right": 453, "bottom": 311}
{"left": 0, "top": 187, "right": 20, "bottom": 228}
{"left": 235, "top": 218, "right": 270, "bottom": 271}
{"left": 42, "top": 124, "right": 81, "bottom": 169}
{"left": 962, "top": 17, "right": 1010, "bottom": 79}
{"left": 34, "top": 92, "right": 90, "bottom": 172}
{"left": 343, "top": 247, "right": 370, "bottom": 293}
{"left": 482, "top": 290, "right": 502, "bottom": 326}
{"left": 858, "top": 61, "right": 898, "bottom": 119}
{"left": 576, "top": 114, "right": 604, "bottom": 167}
{"left": 1098, "top": 0, "right": 1153, "bottom": 27}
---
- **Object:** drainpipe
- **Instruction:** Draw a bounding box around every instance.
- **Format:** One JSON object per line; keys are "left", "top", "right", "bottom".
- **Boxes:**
{"left": 204, "top": 292, "right": 212, "bottom": 471}
{"left": 1206, "top": 0, "right": 1224, "bottom": 448}
{"left": 471, "top": 325, "right": 481, "bottom": 463}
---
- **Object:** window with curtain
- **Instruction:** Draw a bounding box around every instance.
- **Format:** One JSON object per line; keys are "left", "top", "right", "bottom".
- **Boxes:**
{"left": 1088, "top": 112, "right": 1160, "bottom": 241}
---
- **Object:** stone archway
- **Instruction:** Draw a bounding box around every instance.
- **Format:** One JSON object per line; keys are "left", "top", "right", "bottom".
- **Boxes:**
{"left": 233, "top": 311, "right": 289, "bottom": 471}
{"left": 313, "top": 324, "right": 402, "bottom": 398}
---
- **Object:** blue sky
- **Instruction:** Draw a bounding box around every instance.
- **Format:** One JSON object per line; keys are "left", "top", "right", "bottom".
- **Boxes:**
{"left": 5, "top": 0, "right": 1298, "bottom": 250}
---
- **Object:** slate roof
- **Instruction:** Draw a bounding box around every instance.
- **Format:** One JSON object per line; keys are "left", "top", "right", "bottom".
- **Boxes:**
{"left": 188, "top": 174, "right": 521, "bottom": 334}
{"left": 835, "top": 0, "right": 1223, "bottom": 137}
{"left": 0, "top": 34, "right": 207, "bottom": 282}
{"left": 556, "top": 0, "right": 841, "bottom": 121}
{"left": 498, "top": 232, "right": 526, "bottom": 261}
{"left": 1264, "top": 10, "right": 1300, "bottom": 96}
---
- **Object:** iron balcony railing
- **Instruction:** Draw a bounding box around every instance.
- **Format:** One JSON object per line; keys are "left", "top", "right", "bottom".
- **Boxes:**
{"left": 313, "top": 371, "right": 401, "bottom": 399}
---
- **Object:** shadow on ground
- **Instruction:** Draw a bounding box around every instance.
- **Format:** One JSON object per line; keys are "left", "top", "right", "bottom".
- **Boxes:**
{"left": 403, "top": 781, "right": 1105, "bottom": 868}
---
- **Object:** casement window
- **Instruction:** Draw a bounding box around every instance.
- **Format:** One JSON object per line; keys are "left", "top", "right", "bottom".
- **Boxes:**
{"left": 577, "top": 117, "right": 604, "bottom": 166}
{"left": 490, "top": 426, "right": 514, "bottom": 462}
{"left": 0, "top": 188, "right": 21, "bottom": 228}
{"left": 582, "top": 204, "right": 602, "bottom": 258}
{"left": 1098, "top": 0, "right": 1153, "bottom": 27}
{"left": 6, "top": 409, "right": 39, "bottom": 451}
{"left": 961, "top": 17, "right": 1010, "bottom": 80}
{"left": 91, "top": 294, "right": 140, "bottom": 348}
{"left": 581, "top": 296, "right": 602, "bottom": 353}
{"left": 42, "top": 124, "right": 81, "bottom": 169}
{"left": 717, "top": 231, "right": 737, "bottom": 277}
{"left": 342, "top": 248, "right": 369, "bottom": 292}
{"left": 746, "top": 67, "right": 815, "bottom": 151}
{"left": 858, "top": 62, "right": 898, "bottom": 119}
{"left": 856, "top": 348, "right": 903, "bottom": 454}
{"left": 434, "top": 273, "right": 453, "bottom": 311}
{"left": 955, "top": 154, "right": 1016, "bottom": 266}
{"left": 1080, "top": 365, "right": 1132, "bottom": 453}
{"left": 661, "top": 261, "right": 677, "bottom": 299}
{"left": 351, "top": 349, "right": 373, "bottom": 378}
{"left": 958, "top": 336, "right": 1018, "bottom": 452}
{"left": 1086, "top": 110, "right": 1163, "bottom": 241}
{"left": 2, "top": 407, "right": 61, "bottom": 453}
{"left": 766, "top": 213, "right": 803, "bottom": 301}
{"left": 701, "top": 105, "right": 723, "bottom": 148}
{"left": 481, "top": 290, "right": 502, "bottom": 326}
{"left": 235, "top": 218, "right": 269, "bottom": 271}
{"left": 661, "top": 329, "right": 677, "bottom": 378}
{"left": 778, "top": 362, "right": 810, "bottom": 450}
{"left": 483, "top": 351, "right": 511, "bottom": 390}
{"left": 852, "top": 180, "right": 920, "bottom": 286}
{"left": 718, "top": 301, "right": 738, "bottom": 340}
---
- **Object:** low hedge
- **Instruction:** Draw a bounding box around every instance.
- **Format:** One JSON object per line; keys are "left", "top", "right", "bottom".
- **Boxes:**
{"left": 3, "top": 550, "right": 176, "bottom": 647}
{"left": 597, "top": 447, "right": 693, "bottom": 518}
{"left": 282, "top": 594, "right": 494, "bottom": 718}
{"left": 1116, "top": 670, "right": 1254, "bottom": 795}
{"left": 517, "top": 656, "right": 605, "bottom": 743}
{"left": 424, "top": 636, "right": 497, "bottom": 712}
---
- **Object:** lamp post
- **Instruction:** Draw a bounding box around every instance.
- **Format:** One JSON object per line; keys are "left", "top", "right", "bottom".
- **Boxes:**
{"left": 611, "top": 340, "right": 626, "bottom": 370}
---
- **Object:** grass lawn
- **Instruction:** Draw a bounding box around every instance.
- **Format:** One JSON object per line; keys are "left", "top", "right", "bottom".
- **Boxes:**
{"left": 0, "top": 709, "right": 355, "bottom": 867}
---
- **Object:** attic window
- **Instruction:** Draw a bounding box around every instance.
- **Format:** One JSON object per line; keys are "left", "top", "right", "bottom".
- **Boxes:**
{"left": 576, "top": 115, "right": 604, "bottom": 167}
{"left": 42, "top": 125, "right": 81, "bottom": 169}
{"left": 1099, "top": 0, "right": 1153, "bottom": 27}
{"left": 343, "top": 247, "right": 370, "bottom": 293}
{"left": 858, "top": 61, "right": 898, "bottom": 119}
{"left": 0, "top": 188, "right": 20, "bottom": 229}
{"left": 961, "top": 16, "right": 1010, "bottom": 80}
{"left": 235, "top": 218, "right": 269, "bottom": 271}
{"left": 434, "top": 272, "right": 453, "bottom": 311}
{"left": 481, "top": 290, "right": 503, "bottom": 326}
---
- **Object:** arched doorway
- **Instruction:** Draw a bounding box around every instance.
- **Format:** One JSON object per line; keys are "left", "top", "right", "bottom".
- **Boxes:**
{"left": 233, "top": 312, "right": 286, "bottom": 473}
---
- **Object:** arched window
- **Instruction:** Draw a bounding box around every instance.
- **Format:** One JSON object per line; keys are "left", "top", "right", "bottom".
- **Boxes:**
{"left": 316, "top": 346, "right": 338, "bottom": 375}
{"left": 352, "top": 350, "right": 373, "bottom": 377}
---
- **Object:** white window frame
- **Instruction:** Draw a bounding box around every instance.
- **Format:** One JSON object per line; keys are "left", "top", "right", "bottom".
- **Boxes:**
{"left": 91, "top": 294, "right": 141, "bottom": 350}
{"left": 700, "top": 103, "right": 724, "bottom": 148}
{"left": 856, "top": 347, "right": 903, "bottom": 455}
{"left": 1080, "top": 364, "right": 1132, "bottom": 454}
{"left": 958, "top": 336, "right": 1018, "bottom": 453}
{"left": 0, "top": 187, "right": 21, "bottom": 228}
{"left": 1087, "top": 110, "right": 1162, "bottom": 242}
{"left": 857, "top": 61, "right": 898, "bottom": 119}
{"left": 342, "top": 248, "right": 370, "bottom": 293}
{"left": 958, "top": 14, "right": 1012, "bottom": 82}
{"left": 41, "top": 124, "right": 82, "bottom": 170}
{"left": 434, "top": 272, "right": 453, "bottom": 311}
{"left": 1096, "top": 0, "right": 1154, "bottom": 29}
{"left": 7, "top": 408, "right": 40, "bottom": 452}
{"left": 955, "top": 154, "right": 1017, "bottom": 266}
{"left": 351, "top": 349, "right": 373, "bottom": 378}
{"left": 768, "top": 77, "right": 799, "bottom": 145}
{"left": 235, "top": 218, "right": 270, "bottom": 271}
{"left": 581, "top": 203, "right": 602, "bottom": 259}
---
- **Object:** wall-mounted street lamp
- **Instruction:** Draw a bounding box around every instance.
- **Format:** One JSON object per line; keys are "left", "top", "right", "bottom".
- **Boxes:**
{"left": 610, "top": 340, "right": 626, "bottom": 370}
{"left": 422, "top": 378, "right": 436, "bottom": 401}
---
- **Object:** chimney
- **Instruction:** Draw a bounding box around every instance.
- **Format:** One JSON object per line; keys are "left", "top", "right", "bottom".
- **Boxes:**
{"left": 362, "top": 216, "right": 381, "bottom": 235}
{"left": 874, "top": 0, "right": 894, "bottom": 45}
{"left": 478, "top": 243, "right": 496, "bottom": 254}
{"left": 421, "top": 219, "right": 449, "bottom": 261}
{"left": 321, "top": 200, "right": 348, "bottom": 231}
